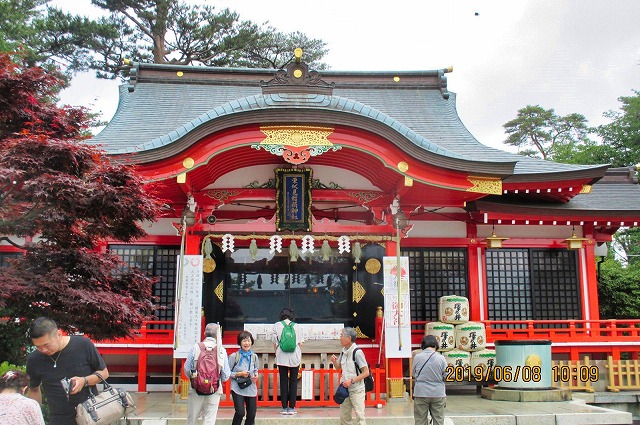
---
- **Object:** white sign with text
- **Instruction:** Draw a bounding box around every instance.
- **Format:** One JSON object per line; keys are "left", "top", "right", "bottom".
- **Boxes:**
{"left": 383, "top": 256, "right": 412, "bottom": 358}
{"left": 173, "top": 255, "right": 203, "bottom": 358}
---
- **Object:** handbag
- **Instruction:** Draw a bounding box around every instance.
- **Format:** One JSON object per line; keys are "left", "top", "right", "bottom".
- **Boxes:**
{"left": 76, "top": 372, "right": 136, "bottom": 425}
{"left": 236, "top": 376, "right": 252, "bottom": 389}
{"left": 233, "top": 350, "right": 255, "bottom": 390}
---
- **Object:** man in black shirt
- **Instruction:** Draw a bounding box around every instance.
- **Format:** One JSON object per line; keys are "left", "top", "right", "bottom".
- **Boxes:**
{"left": 26, "top": 317, "right": 109, "bottom": 425}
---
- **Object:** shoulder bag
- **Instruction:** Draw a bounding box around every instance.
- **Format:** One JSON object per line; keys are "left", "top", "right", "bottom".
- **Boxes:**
{"left": 76, "top": 372, "right": 136, "bottom": 425}
{"left": 233, "top": 351, "right": 256, "bottom": 389}
{"left": 411, "top": 351, "right": 435, "bottom": 399}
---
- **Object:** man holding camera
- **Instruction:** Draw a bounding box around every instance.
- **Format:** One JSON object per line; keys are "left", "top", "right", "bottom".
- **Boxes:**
{"left": 26, "top": 317, "right": 109, "bottom": 425}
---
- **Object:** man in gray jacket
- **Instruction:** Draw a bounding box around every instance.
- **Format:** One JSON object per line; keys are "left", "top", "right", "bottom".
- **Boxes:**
{"left": 412, "top": 335, "right": 447, "bottom": 425}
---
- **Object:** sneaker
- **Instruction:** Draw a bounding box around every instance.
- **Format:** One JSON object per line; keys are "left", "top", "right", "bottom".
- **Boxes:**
{"left": 280, "top": 408, "right": 289, "bottom": 415}
{"left": 289, "top": 409, "right": 297, "bottom": 415}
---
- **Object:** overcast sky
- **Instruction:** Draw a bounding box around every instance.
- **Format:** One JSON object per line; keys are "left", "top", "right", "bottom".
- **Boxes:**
{"left": 54, "top": 0, "right": 640, "bottom": 151}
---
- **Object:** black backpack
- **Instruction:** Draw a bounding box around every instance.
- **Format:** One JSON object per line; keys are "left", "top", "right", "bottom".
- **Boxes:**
{"left": 352, "top": 347, "right": 374, "bottom": 392}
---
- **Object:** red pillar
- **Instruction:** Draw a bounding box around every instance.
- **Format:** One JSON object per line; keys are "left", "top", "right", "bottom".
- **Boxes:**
{"left": 185, "top": 229, "right": 201, "bottom": 255}
{"left": 466, "top": 222, "right": 482, "bottom": 321}
{"left": 583, "top": 243, "right": 600, "bottom": 321}
{"left": 137, "top": 348, "right": 148, "bottom": 392}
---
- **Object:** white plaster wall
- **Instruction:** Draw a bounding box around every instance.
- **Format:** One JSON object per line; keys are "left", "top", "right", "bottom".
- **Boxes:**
{"left": 206, "top": 164, "right": 380, "bottom": 191}
{"left": 140, "top": 218, "right": 181, "bottom": 236}
{"left": 406, "top": 221, "right": 468, "bottom": 238}
{"left": 477, "top": 225, "right": 581, "bottom": 239}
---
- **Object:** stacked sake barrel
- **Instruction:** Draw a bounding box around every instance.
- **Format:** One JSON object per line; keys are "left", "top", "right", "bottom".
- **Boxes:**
{"left": 425, "top": 295, "right": 495, "bottom": 374}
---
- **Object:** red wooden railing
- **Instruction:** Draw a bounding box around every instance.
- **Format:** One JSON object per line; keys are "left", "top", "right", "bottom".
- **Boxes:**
{"left": 96, "top": 322, "right": 387, "bottom": 400}
{"left": 96, "top": 318, "right": 640, "bottom": 393}
{"left": 214, "top": 366, "right": 386, "bottom": 407}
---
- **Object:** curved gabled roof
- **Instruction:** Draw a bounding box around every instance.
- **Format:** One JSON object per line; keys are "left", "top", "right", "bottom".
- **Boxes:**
{"left": 91, "top": 62, "right": 607, "bottom": 181}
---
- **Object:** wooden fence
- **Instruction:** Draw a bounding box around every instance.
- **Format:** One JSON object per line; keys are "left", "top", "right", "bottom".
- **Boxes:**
{"left": 551, "top": 357, "right": 595, "bottom": 393}
{"left": 179, "top": 365, "right": 386, "bottom": 407}
{"left": 606, "top": 356, "right": 640, "bottom": 392}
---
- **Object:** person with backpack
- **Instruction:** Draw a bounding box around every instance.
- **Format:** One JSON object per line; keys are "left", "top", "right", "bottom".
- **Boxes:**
{"left": 229, "top": 331, "right": 259, "bottom": 425}
{"left": 272, "top": 307, "right": 304, "bottom": 415}
{"left": 184, "top": 323, "right": 231, "bottom": 425}
{"left": 330, "top": 327, "right": 370, "bottom": 425}
{"left": 412, "top": 335, "right": 447, "bottom": 425}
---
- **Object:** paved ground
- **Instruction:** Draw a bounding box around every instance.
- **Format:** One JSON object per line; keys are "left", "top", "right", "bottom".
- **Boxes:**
{"left": 116, "top": 387, "right": 633, "bottom": 425}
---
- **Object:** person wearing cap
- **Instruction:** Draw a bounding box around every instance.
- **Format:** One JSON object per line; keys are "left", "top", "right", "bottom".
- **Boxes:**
{"left": 184, "top": 323, "right": 231, "bottom": 425}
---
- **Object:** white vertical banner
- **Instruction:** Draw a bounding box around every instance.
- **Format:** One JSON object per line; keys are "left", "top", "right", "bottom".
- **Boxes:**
{"left": 301, "top": 370, "right": 314, "bottom": 400}
{"left": 383, "top": 256, "right": 411, "bottom": 358}
{"left": 173, "top": 255, "right": 203, "bottom": 358}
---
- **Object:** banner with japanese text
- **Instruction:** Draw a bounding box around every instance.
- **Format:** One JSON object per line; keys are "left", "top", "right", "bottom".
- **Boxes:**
{"left": 173, "top": 255, "right": 203, "bottom": 358}
{"left": 383, "top": 256, "right": 412, "bottom": 358}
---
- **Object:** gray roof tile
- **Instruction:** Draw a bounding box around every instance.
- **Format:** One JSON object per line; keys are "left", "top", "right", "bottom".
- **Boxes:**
{"left": 91, "top": 65, "right": 606, "bottom": 177}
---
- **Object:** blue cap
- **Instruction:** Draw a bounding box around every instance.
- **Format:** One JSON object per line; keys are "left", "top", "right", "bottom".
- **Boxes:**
{"left": 333, "top": 384, "right": 349, "bottom": 404}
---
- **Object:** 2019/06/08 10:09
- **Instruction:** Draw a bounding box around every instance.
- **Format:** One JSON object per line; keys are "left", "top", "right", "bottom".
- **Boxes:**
{"left": 444, "top": 365, "right": 599, "bottom": 383}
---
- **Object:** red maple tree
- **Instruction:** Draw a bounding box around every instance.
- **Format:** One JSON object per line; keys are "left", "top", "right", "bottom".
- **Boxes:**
{"left": 0, "top": 52, "right": 161, "bottom": 358}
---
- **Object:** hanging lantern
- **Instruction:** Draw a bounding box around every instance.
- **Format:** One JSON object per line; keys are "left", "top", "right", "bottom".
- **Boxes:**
{"left": 484, "top": 230, "right": 509, "bottom": 249}
{"left": 353, "top": 241, "right": 362, "bottom": 264}
{"left": 289, "top": 240, "right": 299, "bottom": 262}
{"left": 565, "top": 227, "right": 588, "bottom": 250}
{"left": 249, "top": 239, "right": 258, "bottom": 261}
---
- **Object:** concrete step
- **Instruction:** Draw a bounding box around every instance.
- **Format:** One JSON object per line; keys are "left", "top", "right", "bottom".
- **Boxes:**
{"left": 113, "top": 391, "right": 634, "bottom": 425}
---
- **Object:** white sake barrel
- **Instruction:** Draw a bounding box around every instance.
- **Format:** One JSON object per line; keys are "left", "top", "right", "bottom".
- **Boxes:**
{"left": 470, "top": 349, "right": 496, "bottom": 376}
{"left": 439, "top": 295, "right": 469, "bottom": 324}
{"left": 455, "top": 322, "right": 486, "bottom": 352}
{"left": 425, "top": 322, "right": 456, "bottom": 352}
{"left": 443, "top": 348, "right": 471, "bottom": 370}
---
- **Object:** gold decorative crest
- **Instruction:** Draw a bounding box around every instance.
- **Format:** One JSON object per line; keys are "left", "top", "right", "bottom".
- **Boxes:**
{"left": 203, "top": 258, "right": 216, "bottom": 273}
{"left": 214, "top": 281, "right": 224, "bottom": 302}
{"left": 259, "top": 126, "right": 334, "bottom": 147}
{"left": 253, "top": 126, "right": 341, "bottom": 165}
{"left": 365, "top": 258, "right": 381, "bottom": 274}
{"left": 353, "top": 281, "right": 366, "bottom": 303}
{"left": 355, "top": 326, "right": 369, "bottom": 339}
{"left": 579, "top": 185, "right": 592, "bottom": 194}
{"left": 467, "top": 176, "right": 502, "bottom": 195}
{"left": 525, "top": 354, "right": 542, "bottom": 367}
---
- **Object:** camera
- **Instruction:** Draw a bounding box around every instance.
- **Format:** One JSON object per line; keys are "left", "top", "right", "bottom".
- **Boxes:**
{"left": 60, "top": 377, "right": 75, "bottom": 398}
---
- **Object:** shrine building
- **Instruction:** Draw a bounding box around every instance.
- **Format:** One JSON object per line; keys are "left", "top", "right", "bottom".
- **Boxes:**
{"left": 52, "top": 53, "right": 640, "bottom": 393}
